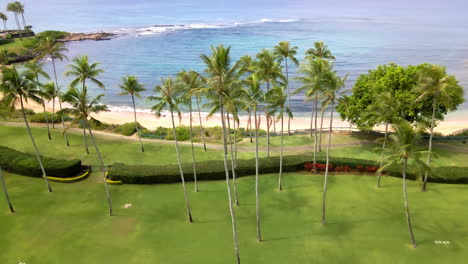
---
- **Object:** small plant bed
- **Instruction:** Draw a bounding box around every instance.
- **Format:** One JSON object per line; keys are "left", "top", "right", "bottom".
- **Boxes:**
{"left": 304, "top": 162, "right": 379, "bottom": 173}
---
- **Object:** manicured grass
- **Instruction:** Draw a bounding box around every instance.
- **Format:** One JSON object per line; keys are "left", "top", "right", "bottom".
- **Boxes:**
{"left": 0, "top": 37, "right": 34, "bottom": 55}
{"left": 1, "top": 171, "right": 467, "bottom": 263}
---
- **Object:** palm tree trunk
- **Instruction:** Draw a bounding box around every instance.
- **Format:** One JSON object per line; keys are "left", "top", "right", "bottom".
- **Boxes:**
{"left": 52, "top": 98, "right": 56, "bottom": 129}
{"left": 14, "top": 14, "right": 20, "bottom": 31}
{"left": 377, "top": 123, "right": 389, "bottom": 187}
{"left": 234, "top": 118, "right": 238, "bottom": 168}
{"left": 313, "top": 97, "right": 318, "bottom": 173}
{"left": 310, "top": 104, "right": 314, "bottom": 137}
{"left": 227, "top": 112, "right": 239, "bottom": 206}
{"left": 321, "top": 101, "right": 334, "bottom": 225}
{"left": 3, "top": 20, "right": 6, "bottom": 31}
{"left": 0, "top": 168, "right": 14, "bottom": 213}
{"left": 189, "top": 102, "right": 198, "bottom": 192}
{"left": 20, "top": 12, "right": 26, "bottom": 28}
{"left": 85, "top": 120, "right": 112, "bottom": 216}
{"left": 219, "top": 96, "right": 241, "bottom": 264}
{"left": 82, "top": 121, "right": 90, "bottom": 154}
{"left": 254, "top": 105, "right": 262, "bottom": 242}
{"left": 285, "top": 58, "right": 292, "bottom": 136}
{"left": 20, "top": 95, "right": 52, "bottom": 193}
{"left": 170, "top": 109, "right": 193, "bottom": 223}
{"left": 131, "top": 94, "right": 144, "bottom": 152}
{"left": 278, "top": 110, "right": 284, "bottom": 191}
{"left": 196, "top": 97, "right": 207, "bottom": 152}
{"left": 42, "top": 102, "right": 51, "bottom": 140}
{"left": 266, "top": 81, "right": 271, "bottom": 157}
{"left": 52, "top": 58, "right": 70, "bottom": 147}
{"left": 248, "top": 110, "right": 253, "bottom": 143}
{"left": 422, "top": 96, "right": 437, "bottom": 192}
{"left": 319, "top": 108, "right": 325, "bottom": 152}
{"left": 402, "top": 158, "right": 417, "bottom": 247}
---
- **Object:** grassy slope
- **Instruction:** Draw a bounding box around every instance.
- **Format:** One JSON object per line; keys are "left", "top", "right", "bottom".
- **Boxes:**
{"left": 0, "top": 37, "right": 34, "bottom": 55}
{"left": 1, "top": 171, "right": 467, "bottom": 263}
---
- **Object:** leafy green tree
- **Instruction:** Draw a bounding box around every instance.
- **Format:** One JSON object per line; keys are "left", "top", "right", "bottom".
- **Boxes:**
{"left": 199, "top": 45, "right": 241, "bottom": 263}
{"left": 242, "top": 73, "right": 264, "bottom": 241}
{"left": 256, "top": 49, "right": 285, "bottom": 157}
{"left": 24, "top": 60, "right": 53, "bottom": 139}
{"left": 320, "top": 71, "right": 348, "bottom": 225}
{"left": 0, "top": 67, "right": 52, "bottom": 192}
{"left": 61, "top": 87, "right": 113, "bottom": 216}
{"left": 415, "top": 65, "right": 464, "bottom": 192}
{"left": 379, "top": 120, "right": 429, "bottom": 248}
{"left": 267, "top": 84, "right": 292, "bottom": 191}
{"left": 118, "top": 76, "right": 146, "bottom": 152}
{"left": 274, "top": 41, "right": 299, "bottom": 135}
{"left": 336, "top": 63, "right": 462, "bottom": 131}
{"left": 364, "top": 92, "right": 401, "bottom": 187}
{"left": 36, "top": 37, "right": 70, "bottom": 146}
{"left": 0, "top": 13, "right": 8, "bottom": 31}
{"left": 149, "top": 78, "right": 193, "bottom": 223}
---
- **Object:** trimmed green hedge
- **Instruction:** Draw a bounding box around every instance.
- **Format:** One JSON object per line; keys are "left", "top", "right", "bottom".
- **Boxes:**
{"left": 108, "top": 155, "right": 467, "bottom": 185}
{"left": 0, "top": 146, "right": 82, "bottom": 178}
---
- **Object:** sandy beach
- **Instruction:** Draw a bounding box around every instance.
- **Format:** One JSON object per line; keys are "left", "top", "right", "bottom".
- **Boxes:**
{"left": 19, "top": 99, "right": 467, "bottom": 136}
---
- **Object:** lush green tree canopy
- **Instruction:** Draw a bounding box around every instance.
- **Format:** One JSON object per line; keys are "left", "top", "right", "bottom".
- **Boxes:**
{"left": 336, "top": 63, "right": 464, "bottom": 130}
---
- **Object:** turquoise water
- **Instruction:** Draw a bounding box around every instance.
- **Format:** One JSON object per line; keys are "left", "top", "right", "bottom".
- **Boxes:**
{"left": 21, "top": 0, "right": 467, "bottom": 115}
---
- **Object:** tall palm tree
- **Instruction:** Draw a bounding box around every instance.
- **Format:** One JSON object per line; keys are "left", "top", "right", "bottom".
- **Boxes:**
{"left": 24, "top": 60, "right": 52, "bottom": 138}
{"left": 238, "top": 55, "right": 257, "bottom": 143}
{"left": 241, "top": 73, "right": 264, "bottom": 241}
{"left": 274, "top": 41, "right": 299, "bottom": 135}
{"left": 149, "top": 78, "right": 193, "bottom": 223}
{"left": 14, "top": 2, "right": 26, "bottom": 29}
{"left": 42, "top": 82, "right": 60, "bottom": 129}
{"left": 0, "top": 104, "right": 14, "bottom": 213}
{"left": 0, "top": 49, "right": 14, "bottom": 69}
{"left": 365, "top": 92, "right": 401, "bottom": 187}
{"left": 0, "top": 67, "right": 52, "bottom": 192}
{"left": 118, "top": 76, "right": 146, "bottom": 152}
{"left": 6, "top": 3, "right": 20, "bottom": 31}
{"left": 36, "top": 37, "right": 70, "bottom": 146}
{"left": 305, "top": 41, "right": 336, "bottom": 60}
{"left": 66, "top": 55, "right": 105, "bottom": 154}
{"left": 295, "top": 58, "right": 333, "bottom": 173}
{"left": 379, "top": 120, "right": 428, "bottom": 248}
{"left": 61, "top": 86, "right": 113, "bottom": 216}
{"left": 178, "top": 70, "right": 203, "bottom": 192}
{"left": 0, "top": 13, "right": 8, "bottom": 31}
{"left": 267, "top": 84, "right": 292, "bottom": 191}
{"left": 415, "top": 65, "right": 464, "bottom": 192}
{"left": 320, "top": 71, "right": 348, "bottom": 225}
{"left": 256, "top": 49, "right": 285, "bottom": 157}
{"left": 200, "top": 45, "right": 241, "bottom": 263}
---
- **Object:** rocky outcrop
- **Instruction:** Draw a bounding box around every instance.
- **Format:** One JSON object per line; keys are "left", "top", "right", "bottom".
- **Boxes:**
{"left": 58, "top": 32, "right": 116, "bottom": 42}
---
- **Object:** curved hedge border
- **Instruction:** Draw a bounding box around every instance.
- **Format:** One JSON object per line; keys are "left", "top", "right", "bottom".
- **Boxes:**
{"left": 108, "top": 155, "right": 468, "bottom": 185}
{"left": 0, "top": 146, "right": 82, "bottom": 178}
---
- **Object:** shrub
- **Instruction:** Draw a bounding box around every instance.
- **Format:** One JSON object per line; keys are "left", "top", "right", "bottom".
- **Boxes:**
{"left": 0, "top": 146, "right": 82, "bottom": 178}
{"left": 164, "top": 126, "right": 191, "bottom": 141}
{"left": 36, "top": 30, "right": 70, "bottom": 41}
{"left": 76, "top": 118, "right": 113, "bottom": 131}
{"left": 113, "top": 122, "right": 146, "bottom": 136}
{"left": 28, "top": 111, "right": 62, "bottom": 123}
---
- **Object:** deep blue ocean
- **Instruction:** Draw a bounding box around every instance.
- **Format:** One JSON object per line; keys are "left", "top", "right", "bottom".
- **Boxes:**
{"left": 17, "top": 0, "right": 468, "bottom": 115}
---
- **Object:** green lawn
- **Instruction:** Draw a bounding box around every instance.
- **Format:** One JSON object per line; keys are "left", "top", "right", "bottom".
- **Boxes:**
{"left": 1, "top": 171, "right": 467, "bottom": 263}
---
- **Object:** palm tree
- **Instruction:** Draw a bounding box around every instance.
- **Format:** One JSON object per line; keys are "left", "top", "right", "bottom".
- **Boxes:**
{"left": 0, "top": 13, "right": 8, "bottom": 31}
{"left": 256, "top": 49, "right": 285, "bottom": 157}
{"left": 6, "top": 3, "right": 20, "bottom": 31}
{"left": 238, "top": 55, "right": 257, "bottom": 143}
{"left": 14, "top": 2, "right": 26, "bottom": 29}
{"left": 364, "top": 92, "right": 401, "bottom": 187}
{"left": 415, "top": 65, "right": 464, "bottom": 192}
{"left": 42, "top": 82, "right": 60, "bottom": 129}
{"left": 61, "top": 86, "right": 113, "bottom": 216}
{"left": 36, "top": 37, "right": 70, "bottom": 146}
{"left": 379, "top": 120, "right": 428, "bottom": 248}
{"left": 274, "top": 41, "right": 299, "bottom": 135}
{"left": 0, "top": 67, "right": 52, "bottom": 192}
{"left": 0, "top": 104, "right": 14, "bottom": 213}
{"left": 200, "top": 45, "right": 241, "bottom": 263}
{"left": 295, "top": 58, "right": 333, "bottom": 173}
{"left": 118, "top": 76, "right": 146, "bottom": 152}
{"left": 178, "top": 70, "right": 203, "bottom": 192}
{"left": 149, "top": 77, "right": 193, "bottom": 222}
{"left": 241, "top": 73, "right": 264, "bottom": 241}
{"left": 24, "top": 60, "right": 52, "bottom": 139}
{"left": 0, "top": 49, "right": 15, "bottom": 69}
{"left": 320, "top": 71, "right": 348, "bottom": 225}
{"left": 267, "top": 85, "right": 292, "bottom": 191}
{"left": 66, "top": 55, "right": 105, "bottom": 154}
{"left": 305, "top": 41, "right": 336, "bottom": 60}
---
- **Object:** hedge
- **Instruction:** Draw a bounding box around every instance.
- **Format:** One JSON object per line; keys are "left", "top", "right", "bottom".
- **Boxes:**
{"left": 108, "top": 155, "right": 468, "bottom": 185}
{"left": 0, "top": 146, "right": 82, "bottom": 178}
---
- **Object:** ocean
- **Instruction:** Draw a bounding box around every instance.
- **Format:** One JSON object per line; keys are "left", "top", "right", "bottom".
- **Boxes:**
{"left": 21, "top": 0, "right": 468, "bottom": 116}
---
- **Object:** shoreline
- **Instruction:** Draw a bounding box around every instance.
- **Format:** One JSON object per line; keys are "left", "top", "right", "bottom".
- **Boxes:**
{"left": 23, "top": 100, "right": 468, "bottom": 135}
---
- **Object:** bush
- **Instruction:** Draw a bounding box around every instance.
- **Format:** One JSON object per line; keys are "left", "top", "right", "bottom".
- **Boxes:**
{"left": 114, "top": 122, "right": 146, "bottom": 136}
{"left": 76, "top": 118, "right": 113, "bottom": 131}
{"left": 164, "top": 126, "right": 191, "bottom": 141}
{"left": 28, "top": 111, "right": 62, "bottom": 123}
{"left": 36, "top": 30, "right": 70, "bottom": 41}
{"left": 0, "top": 146, "right": 82, "bottom": 178}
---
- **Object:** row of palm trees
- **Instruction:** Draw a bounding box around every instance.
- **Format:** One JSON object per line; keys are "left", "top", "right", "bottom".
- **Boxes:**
{"left": 0, "top": 2, "right": 28, "bottom": 31}
{"left": 0, "top": 37, "right": 461, "bottom": 262}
